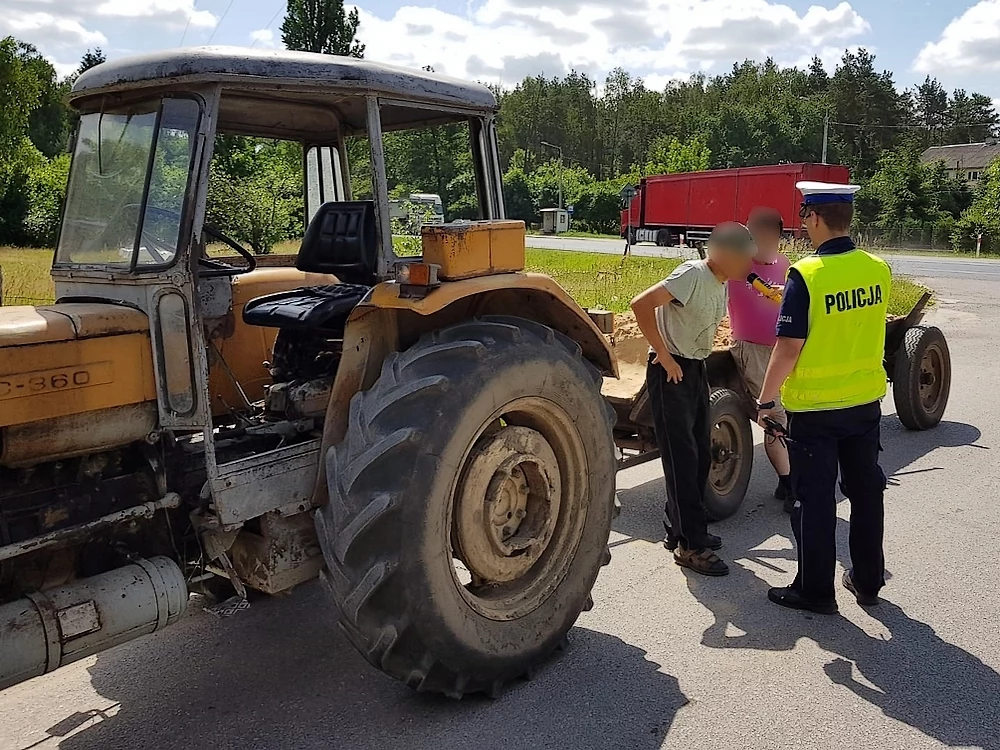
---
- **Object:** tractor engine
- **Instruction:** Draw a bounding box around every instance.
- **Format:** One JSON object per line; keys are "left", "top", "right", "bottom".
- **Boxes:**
{"left": 263, "top": 328, "right": 343, "bottom": 420}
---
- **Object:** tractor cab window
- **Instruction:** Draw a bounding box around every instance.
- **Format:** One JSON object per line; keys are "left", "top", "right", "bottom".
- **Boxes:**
{"left": 204, "top": 136, "right": 305, "bottom": 258}
{"left": 56, "top": 97, "right": 201, "bottom": 269}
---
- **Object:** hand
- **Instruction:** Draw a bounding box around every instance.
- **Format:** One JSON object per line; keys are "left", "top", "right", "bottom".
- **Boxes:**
{"left": 654, "top": 352, "right": 683, "bottom": 383}
{"left": 757, "top": 406, "right": 780, "bottom": 430}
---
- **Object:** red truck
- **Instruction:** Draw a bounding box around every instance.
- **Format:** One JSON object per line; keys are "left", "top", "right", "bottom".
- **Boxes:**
{"left": 621, "top": 163, "right": 851, "bottom": 246}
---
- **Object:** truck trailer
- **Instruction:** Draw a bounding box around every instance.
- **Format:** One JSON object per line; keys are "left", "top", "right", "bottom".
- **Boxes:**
{"left": 621, "top": 163, "right": 851, "bottom": 246}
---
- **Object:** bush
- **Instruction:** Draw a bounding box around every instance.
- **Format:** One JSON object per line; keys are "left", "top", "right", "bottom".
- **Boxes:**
{"left": 24, "top": 152, "right": 69, "bottom": 246}
{"left": 573, "top": 180, "right": 624, "bottom": 234}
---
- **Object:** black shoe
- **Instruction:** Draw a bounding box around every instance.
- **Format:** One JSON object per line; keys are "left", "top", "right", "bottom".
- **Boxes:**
{"left": 782, "top": 497, "right": 795, "bottom": 514}
{"left": 774, "top": 482, "right": 787, "bottom": 501}
{"left": 842, "top": 570, "right": 880, "bottom": 606}
{"left": 767, "top": 586, "right": 838, "bottom": 615}
{"left": 664, "top": 533, "right": 722, "bottom": 552}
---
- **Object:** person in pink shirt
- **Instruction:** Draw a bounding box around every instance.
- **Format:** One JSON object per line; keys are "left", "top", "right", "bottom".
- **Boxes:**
{"left": 728, "top": 206, "right": 792, "bottom": 510}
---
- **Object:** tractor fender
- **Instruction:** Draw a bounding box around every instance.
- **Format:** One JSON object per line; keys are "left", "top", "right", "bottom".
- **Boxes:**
{"left": 360, "top": 273, "right": 615, "bottom": 377}
{"left": 310, "top": 273, "right": 617, "bottom": 506}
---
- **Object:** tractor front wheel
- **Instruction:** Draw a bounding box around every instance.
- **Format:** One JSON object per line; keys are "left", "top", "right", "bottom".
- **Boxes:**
{"left": 315, "top": 317, "right": 618, "bottom": 697}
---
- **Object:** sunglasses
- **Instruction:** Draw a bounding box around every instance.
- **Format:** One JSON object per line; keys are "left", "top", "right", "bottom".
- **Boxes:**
{"left": 798, "top": 204, "right": 815, "bottom": 220}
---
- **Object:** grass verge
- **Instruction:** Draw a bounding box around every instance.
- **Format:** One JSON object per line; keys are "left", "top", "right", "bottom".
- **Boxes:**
{"left": 3, "top": 245, "right": 928, "bottom": 318}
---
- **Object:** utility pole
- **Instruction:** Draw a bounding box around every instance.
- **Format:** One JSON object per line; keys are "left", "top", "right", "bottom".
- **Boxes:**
{"left": 540, "top": 141, "right": 564, "bottom": 209}
{"left": 822, "top": 112, "right": 829, "bottom": 165}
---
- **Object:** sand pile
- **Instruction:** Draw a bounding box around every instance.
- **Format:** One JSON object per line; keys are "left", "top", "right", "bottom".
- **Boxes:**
{"left": 612, "top": 311, "right": 733, "bottom": 366}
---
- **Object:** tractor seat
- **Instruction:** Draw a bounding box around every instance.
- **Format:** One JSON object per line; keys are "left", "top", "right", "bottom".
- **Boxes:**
{"left": 243, "top": 201, "right": 378, "bottom": 335}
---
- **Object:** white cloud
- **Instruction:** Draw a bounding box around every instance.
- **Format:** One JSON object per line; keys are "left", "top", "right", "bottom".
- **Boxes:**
{"left": 95, "top": 0, "right": 216, "bottom": 28}
{"left": 3, "top": 0, "right": 215, "bottom": 61}
{"left": 915, "top": 0, "right": 1000, "bottom": 73}
{"left": 358, "top": 0, "right": 871, "bottom": 87}
{"left": 250, "top": 29, "right": 277, "bottom": 48}
{"left": 46, "top": 57, "right": 82, "bottom": 79}
{"left": 0, "top": 12, "right": 107, "bottom": 48}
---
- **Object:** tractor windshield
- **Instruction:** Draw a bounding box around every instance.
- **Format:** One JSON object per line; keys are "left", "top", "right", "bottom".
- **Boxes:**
{"left": 56, "top": 97, "right": 202, "bottom": 270}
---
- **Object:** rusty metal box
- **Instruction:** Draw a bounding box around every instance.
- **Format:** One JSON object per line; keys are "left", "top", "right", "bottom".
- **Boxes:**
{"left": 420, "top": 220, "right": 526, "bottom": 280}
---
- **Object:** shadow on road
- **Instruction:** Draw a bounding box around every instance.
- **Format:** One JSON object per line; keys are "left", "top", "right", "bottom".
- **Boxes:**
{"left": 613, "top": 416, "right": 986, "bottom": 546}
{"left": 616, "top": 416, "right": 998, "bottom": 749}
{"left": 54, "top": 587, "right": 687, "bottom": 750}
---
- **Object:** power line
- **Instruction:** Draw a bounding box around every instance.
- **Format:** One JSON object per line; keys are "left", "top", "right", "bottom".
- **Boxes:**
{"left": 252, "top": 2, "right": 285, "bottom": 48}
{"left": 206, "top": 0, "right": 238, "bottom": 45}
{"left": 179, "top": 0, "right": 197, "bottom": 45}
{"left": 830, "top": 119, "right": 998, "bottom": 130}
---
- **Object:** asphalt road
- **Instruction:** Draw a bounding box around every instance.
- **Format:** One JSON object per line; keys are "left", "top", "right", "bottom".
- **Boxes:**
{"left": 528, "top": 234, "right": 1000, "bottom": 280}
{"left": 2, "top": 276, "right": 998, "bottom": 750}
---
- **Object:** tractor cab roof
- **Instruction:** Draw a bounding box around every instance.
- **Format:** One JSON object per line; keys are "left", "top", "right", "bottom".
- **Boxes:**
{"left": 69, "top": 46, "right": 498, "bottom": 139}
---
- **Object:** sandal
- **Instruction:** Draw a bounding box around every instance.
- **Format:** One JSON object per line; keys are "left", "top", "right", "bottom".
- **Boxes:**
{"left": 674, "top": 546, "right": 730, "bottom": 576}
{"left": 664, "top": 533, "right": 722, "bottom": 552}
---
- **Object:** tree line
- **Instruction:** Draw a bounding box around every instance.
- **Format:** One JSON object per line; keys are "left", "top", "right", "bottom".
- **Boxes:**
{"left": 2, "top": 1, "right": 999, "bottom": 252}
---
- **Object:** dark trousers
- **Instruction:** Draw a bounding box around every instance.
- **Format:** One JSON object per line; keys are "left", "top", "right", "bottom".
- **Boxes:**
{"left": 787, "top": 401, "right": 887, "bottom": 600}
{"left": 646, "top": 353, "right": 712, "bottom": 550}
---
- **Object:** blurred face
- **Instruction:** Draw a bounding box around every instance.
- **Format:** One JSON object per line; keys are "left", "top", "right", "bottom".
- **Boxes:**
{"left": 708, "top": 243, "right": 754, "bottom": 279}
{"left": 748, "top": 219, "right": 782, "bottom": 252}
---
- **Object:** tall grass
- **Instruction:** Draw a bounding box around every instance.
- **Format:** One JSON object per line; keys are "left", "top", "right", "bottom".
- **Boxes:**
{"left": 0, "top": 247, "right": 55, "bottom": 306}
{"left": 1, "top": 244, "right": 928, "bottom": 318}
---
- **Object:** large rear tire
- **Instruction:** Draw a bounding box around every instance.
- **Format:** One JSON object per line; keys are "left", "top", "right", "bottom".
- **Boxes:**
{"left": 893, "top": 325, "right": 951, "bottom": 430}
{"left": 703, "top": 388, "right": 753, "bottom": 521}
{"left": 315, "top": 316, "right": 618, "bottom": 697}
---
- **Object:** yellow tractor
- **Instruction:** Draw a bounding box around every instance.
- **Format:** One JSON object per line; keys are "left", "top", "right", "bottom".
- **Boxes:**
{"left": 0, "top": 47, "right": 630, "bottom": 698}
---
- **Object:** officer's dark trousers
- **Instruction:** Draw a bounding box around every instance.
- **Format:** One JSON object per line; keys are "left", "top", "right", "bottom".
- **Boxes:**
{"left": 646, "top": 353, "right": 712, "bottom": 550}
{"left": 787, "top": 400, "right": 887, "bottom": 600}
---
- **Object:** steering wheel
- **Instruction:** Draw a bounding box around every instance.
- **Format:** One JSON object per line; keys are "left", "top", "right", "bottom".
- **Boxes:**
{"left": 100, "top": 204, "right": 257, "bottom": 276}
{"left": 198, "top": 222, "right": 257, "bottom": 277}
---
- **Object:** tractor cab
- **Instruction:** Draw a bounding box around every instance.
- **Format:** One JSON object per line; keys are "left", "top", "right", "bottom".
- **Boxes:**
{"left": 54, "top": 47, "right": 509, "bottom": 430}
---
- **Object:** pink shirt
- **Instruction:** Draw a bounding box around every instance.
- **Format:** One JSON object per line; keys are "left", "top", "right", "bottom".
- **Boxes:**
{"left": 727, "top": 255, "right": 790, "bottom": 347}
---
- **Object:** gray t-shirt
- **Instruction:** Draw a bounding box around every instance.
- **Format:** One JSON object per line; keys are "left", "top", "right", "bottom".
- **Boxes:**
{"left": 651, "top": 260, "right": 727, "bottom": 360}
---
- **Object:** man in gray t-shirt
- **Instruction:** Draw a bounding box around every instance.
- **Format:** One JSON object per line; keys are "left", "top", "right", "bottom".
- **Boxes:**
{"left": 631, "top": 223, "right": 754, "bottom": 577}
{"left": 651, "top": 259, "right": 729, "bottom": 361}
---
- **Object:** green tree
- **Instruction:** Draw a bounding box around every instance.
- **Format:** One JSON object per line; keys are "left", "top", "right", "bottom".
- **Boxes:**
{"left": 206, "top": 138, "right": 303, "bottom": 252}
{"left": 859, "top": 144, "right": 934, "bottom": 226}
{"left": 502, "top": 166, "right": 535, "bottom": 223}
{"left": 828, "top": 49, "right": 912, "bottom": 179}
{"left": 947, "top": 90, "right": 999, "bottom": 143}
{"left": 644, "top": 135, "right": 710, "bottom": 175}
{"left": 281, "top": 0, "right": 364, "bottom": 57}
{"left": 954, "top": 157, "right": 1000, "bottom": 251}
{"left": 78, "top": 48, "right": 106, "bottom": 75}
{"left": 24, "top": 153, "right": 70, "bottom": 245}
{"left": 913, "top": 76, "right": 948, "bottom": 147}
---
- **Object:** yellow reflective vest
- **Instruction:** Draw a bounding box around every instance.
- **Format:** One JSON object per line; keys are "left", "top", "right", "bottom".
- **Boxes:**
{"left": 781, "top": 249, "right": 891, "bottom": 412}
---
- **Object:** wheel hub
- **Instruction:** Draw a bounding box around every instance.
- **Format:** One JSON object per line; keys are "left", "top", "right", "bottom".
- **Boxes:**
{"left": 919, "top": 344, "right": 944, "bottom": 411}
{"left": 709, "top": 417, "right": 740, "bottom": 493}
{"left": 454, "top": 426, "right": 561, "bottom": 584}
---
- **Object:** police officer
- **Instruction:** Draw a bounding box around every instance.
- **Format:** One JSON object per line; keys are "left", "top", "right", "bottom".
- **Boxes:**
{"left": 756, "top": 181, "right": 891, "bottom": 614}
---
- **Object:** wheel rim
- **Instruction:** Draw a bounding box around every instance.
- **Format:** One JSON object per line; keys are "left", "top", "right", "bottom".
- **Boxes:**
{"left": 709, "top": 414, "right": 742, "bottom": 496}
{"left": 918, "top": 343, "right": 945, "bottom": 414}
{"left": 450, "top": 397, "right": 588, "bottom": 621}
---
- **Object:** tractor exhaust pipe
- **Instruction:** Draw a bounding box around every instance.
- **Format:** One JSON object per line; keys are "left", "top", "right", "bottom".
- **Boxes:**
{"left": 0, "top": 556, "right": 187, "bottom": 691}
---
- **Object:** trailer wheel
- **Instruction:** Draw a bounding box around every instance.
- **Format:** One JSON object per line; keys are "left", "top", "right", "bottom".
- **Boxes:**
{"left": 315, "top": 316, "right": 617, "bottom": 698}
{"left": 893, "top": 325, "right": 951, "bottom": 430}
{"left": 703, "top": 388, "right": 753, "bottom": 521}
{"left": 655, "top": 229, "right": 670, "bottom": 247}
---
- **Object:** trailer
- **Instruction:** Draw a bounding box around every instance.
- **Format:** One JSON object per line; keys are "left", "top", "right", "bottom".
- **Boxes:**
{"left": 621, "top": 163, "right": 851, "bottom": 247}
{"left": 603, "top": 292, "right": 950, "bottom": 521}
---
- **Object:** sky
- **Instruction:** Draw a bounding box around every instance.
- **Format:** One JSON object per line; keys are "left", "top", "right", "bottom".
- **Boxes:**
{"left": 6, "top": 0, "right": 1000, "bottom": 104}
